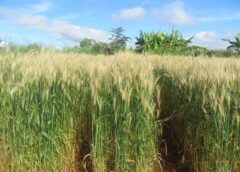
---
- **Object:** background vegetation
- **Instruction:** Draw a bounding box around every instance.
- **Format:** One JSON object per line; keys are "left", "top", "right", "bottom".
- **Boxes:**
{"left": 1, "top": 28, "right": 239, "bottom": 58}
{"left": 135, "top": 29, "right": 193, "bottom": 55}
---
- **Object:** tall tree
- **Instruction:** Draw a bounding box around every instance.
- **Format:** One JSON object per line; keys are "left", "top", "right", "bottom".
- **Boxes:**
{"left": 109, "top": 27, "right": 131, "bottom": 52}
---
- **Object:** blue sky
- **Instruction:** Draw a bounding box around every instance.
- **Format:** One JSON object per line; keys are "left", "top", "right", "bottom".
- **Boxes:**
{"left": 0, "top": 0, "right": 239, "bottom": 49}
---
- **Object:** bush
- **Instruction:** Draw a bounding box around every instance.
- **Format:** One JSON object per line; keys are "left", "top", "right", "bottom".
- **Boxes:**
{"left": 0, "top": 43, "right": 43, "bottom": 54}
{"left": 91, "top": 42, "right": 113, "bottom": 55}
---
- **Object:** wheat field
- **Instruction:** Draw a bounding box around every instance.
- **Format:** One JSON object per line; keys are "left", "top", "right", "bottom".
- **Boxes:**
{"left": 0, "top": 50, "right": 239, "bottom": 171}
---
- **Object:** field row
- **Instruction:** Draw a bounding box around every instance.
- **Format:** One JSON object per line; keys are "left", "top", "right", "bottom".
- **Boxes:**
{"left": 0, "top": 51, "right": 239, "bottom": 171}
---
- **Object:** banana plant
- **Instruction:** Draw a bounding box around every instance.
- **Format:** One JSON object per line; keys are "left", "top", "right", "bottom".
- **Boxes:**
{"left": 135, "top": 31, "right": 151, "bottom": 52}
{"left": 223, "top": 33, "right": 240, "bottom": 54}
{"left": 135, "top": 29, "right": 193, "bottom": 54}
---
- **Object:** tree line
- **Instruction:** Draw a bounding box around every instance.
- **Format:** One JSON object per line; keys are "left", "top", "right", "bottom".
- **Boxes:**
{"left": 1, "top": 27, "right": 239, "bottom": 57}
{"left": 64, "top": 27, "right": 131, "bottom": 55}
{"left": 64, "top": 27, "right": 240, "bottom": 57}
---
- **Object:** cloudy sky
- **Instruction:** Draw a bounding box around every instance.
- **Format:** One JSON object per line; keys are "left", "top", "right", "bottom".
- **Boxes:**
{"left": 0, "top": 0, "right": 239, "bottom": 49}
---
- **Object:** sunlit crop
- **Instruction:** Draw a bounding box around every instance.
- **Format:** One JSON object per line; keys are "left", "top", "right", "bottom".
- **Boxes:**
{"left": 0, "top": 50, "right": 239, "bottom": 171}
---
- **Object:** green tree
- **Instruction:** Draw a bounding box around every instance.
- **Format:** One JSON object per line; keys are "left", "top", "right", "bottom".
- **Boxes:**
{"left": 91, "top": 42, "right": 113, "bottom": 55}
{"left": 80, "top": 38, "right": 96, "bottom": 50}
{"left": 223, "top": 33, "right": 240, "bottom": 54}
{"left": 109, "top": 27, "right": 131, "bottom": 52}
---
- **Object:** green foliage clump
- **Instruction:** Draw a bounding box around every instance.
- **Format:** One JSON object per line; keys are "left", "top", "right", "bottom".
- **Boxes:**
{"left": 223, "top": 33, "right": 240, "bottom": 54}
{"left": 80, "top": 38, "right": 96, "bottom": 51}
{"left": 135, "top": 29, "right": 193, "bottom": 55}
{"left": 135, "top": 30, "right": 239, "bottom": 57}
{"left": 91, "top": 42, "right": 113, "bottom": 55}
{"left": 1, "top": 43, "right": 43, "bottom": 54}
{"left": 188, "top": 46, "right": 237, "bottom": 58}
{"left": 63, "top": 39, "right": 113, "bottom": 55}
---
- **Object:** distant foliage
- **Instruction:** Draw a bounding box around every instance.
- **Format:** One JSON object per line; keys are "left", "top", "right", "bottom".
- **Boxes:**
{"left": 223, "top": 33, "right": 240, "bottom": 54}
{"left": 135, "top": 30, "right": 193, "bottom": 55}
{"left": 135, "top": 30, "right": 239, "bottom": 57}
{"left": 188, "top": 46, "right": 236, "bottom": 58}
{"left": 64, "top": 38, "right": 113, "bottom": 55}
{"left": 109, "top": 27, "right": 131, "bottom": 53}
{"left": 0, "top": 43, "right": 43, "bottom": 54}
{"left": 64, "top": 27, "right": 131, "bottom": 55}
{"left": 91, "top": 42, "right": 113, "bottom": 55}
{"left": 80, "top": 38, "right": 96, "bottom": 51}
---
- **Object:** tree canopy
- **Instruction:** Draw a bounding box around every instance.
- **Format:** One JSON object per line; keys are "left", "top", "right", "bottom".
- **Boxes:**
{"left": 109, "top": 27, "right": 131, "bottom": 52}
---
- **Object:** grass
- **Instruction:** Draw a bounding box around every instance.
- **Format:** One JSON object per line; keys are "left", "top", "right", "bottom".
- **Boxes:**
{"left": 0, "top": 49, "right": 239, "bottom": 171}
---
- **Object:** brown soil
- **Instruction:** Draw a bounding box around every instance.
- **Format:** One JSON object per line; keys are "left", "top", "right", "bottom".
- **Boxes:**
{"left": 75, "top": 139, "right": 92, "bottom": 172}
{"left": 75, "top": 119, "right": 92, "bottom": 172}
{"left": 74, "top": 121, "right": 191, "bottom": 172}
{"left": 157, "top": 120, "right": 191, "bottom": 172}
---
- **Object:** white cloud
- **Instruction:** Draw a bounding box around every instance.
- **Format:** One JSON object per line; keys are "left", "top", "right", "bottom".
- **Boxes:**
{"left": 0, "top": 7, "right": 48, "bottom": 29}
{"left": 198, "top": 12, "right": 240, "bottom": 22}
{"left": 112, "top": 7, "right": 145, "bottom": 22}
{"left": 0, "top": 40, "right": 7, "bottom": 48}
{"left": 191, "top": 30, "right": 239, "bottom": 49}
{"left": 24, "top": 2, "right": 52, "bottom": 14}
{"left": 48, "top": 20, "right": 109, "bottom": 42}
{"left": 17, "top": 15, "right": 48, "bottom": 29}
{"left": 126, "top": 39, "right": 136, "bottom": 49}
{"left": 0, "top": 7, "right": 15, "bottom": 16}
{"left": 55, "top": 15, "right": 79, "bottom": 20}
{"left": 194, "top": 32, "right": 218, "bottom": 43}
{"left": 152, "top": 1, "right": 196, "bottom": 25}
{"left": 0, "top": 6, "right": 109, "bottom": 43}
